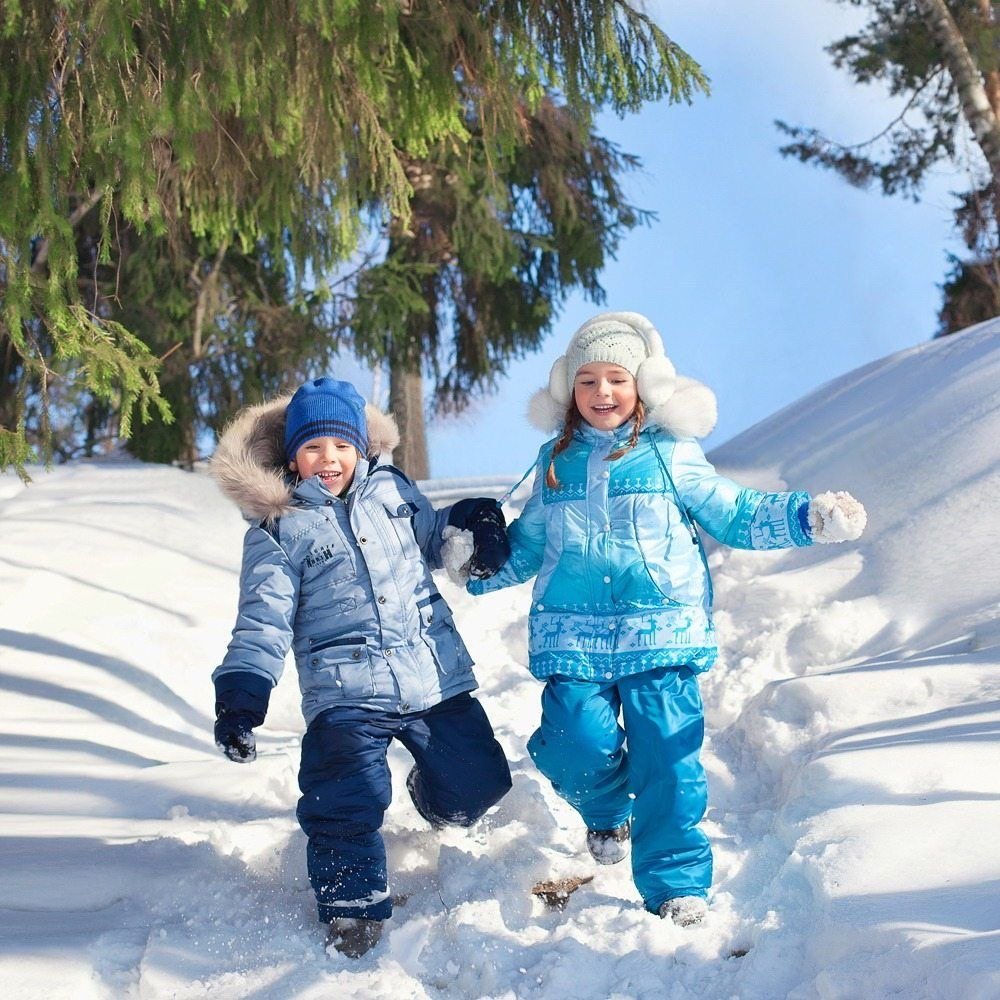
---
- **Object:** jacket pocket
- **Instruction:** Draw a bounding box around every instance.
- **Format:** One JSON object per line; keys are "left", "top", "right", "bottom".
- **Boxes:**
{"left": 417, "top": 594, "right": 463, "bottom": 673}
{"left": 382, "top": 499, "right": 421, "bottom": 558}
{"left": 627, "top": 496, "right": 690, "bottom": 606}
{"left": 307, "top": 635, "right": 376, "bottom": 699}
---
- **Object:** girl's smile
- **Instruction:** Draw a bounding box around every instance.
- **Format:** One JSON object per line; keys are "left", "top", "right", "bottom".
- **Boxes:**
{"left": 573, "top": 363, "right": 638, "bottom": 430}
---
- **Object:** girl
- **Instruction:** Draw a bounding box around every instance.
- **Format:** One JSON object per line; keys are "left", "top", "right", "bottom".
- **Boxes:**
{"left": 468, "top": 312, "right": 866, "bottom": 926}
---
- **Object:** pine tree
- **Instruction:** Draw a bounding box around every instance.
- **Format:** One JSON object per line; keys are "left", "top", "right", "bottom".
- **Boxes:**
{"left": 343, "top": 98, "right": 662, "bottom": 476}
{"left": 0, "top": 1, "right": 706, "bottom": 478}
{"left": 775, "top": 0, "right": 1000, "bottom": 335}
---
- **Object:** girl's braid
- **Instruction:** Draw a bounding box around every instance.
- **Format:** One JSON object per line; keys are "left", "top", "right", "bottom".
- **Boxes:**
{"left": 607, "top": 399, "right": 646, "bottom": 461}
{"left": 545, "top": 406, "right": 582, "bottom": 488}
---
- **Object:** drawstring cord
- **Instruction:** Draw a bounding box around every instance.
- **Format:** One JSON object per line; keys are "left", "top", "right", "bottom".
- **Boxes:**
{"left": 646, "top": 429, "right": 715, "bottom": 603}
{"left": 496, "top": 459, "right": 537, "bottom": 509}
{"left": 646, "top": 430, "right": 699, "bottom": 546}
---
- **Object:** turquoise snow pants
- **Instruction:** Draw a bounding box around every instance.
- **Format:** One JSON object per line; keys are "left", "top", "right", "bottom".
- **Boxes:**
{"left": 527, "top": 666, "right": 711, "bottom": 912}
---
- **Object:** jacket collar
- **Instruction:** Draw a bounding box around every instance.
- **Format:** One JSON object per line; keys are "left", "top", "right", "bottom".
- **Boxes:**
{"left": 575, "top": 421, "right": 634, "bottom": 446}
{"left": 290, "top": 462, "right": 370, "bottom": 507}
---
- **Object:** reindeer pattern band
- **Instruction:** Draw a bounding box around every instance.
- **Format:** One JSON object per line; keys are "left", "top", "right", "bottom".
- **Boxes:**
{"left": 528, "top": 607, "right": 717, "bottom": 679}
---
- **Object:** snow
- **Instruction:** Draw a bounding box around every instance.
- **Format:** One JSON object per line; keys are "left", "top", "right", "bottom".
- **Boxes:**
{"left": 2, "top": 319, "right": 999, "bottom": 999}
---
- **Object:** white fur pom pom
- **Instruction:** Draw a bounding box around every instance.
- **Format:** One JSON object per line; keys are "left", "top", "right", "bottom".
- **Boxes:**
{"left": 807, "top": 491, "right": 868, "bottom": 543}
{"left": 647, "top": 376, "right": 718, "bottom": 439}
{"left": 636, "top": 354, "right": 677, "bottom": 409}
{"left": 527, "top": 388, "right": 567, "bottom": 433}
{"left": 441, "top": 525, "right": 475, "bottom": 584}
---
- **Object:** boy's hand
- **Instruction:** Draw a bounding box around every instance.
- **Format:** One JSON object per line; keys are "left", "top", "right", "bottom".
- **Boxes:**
{"left": 807, "top": 491, "right": 867, "bottom": 543}
{"left": 468, "top": 504, "right": 510, "bottom": 578}
{"left": 214, "top": 711, "right": 258, "bottom": 763}
{"left": 448, "top": 498, "right": 510, "bottom": 579}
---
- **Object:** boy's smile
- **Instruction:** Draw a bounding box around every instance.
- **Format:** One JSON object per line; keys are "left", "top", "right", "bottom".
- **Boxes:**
{"left": 289, "top": 436, "right": 360, "bottom": 495}
{"left": 573, "top": 362, "right": 638, "bottom": 431}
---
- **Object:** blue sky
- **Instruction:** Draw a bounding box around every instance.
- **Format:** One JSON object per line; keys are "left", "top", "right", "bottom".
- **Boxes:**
{"left": 378, "top": 0, "right": 969, "bottom": 480}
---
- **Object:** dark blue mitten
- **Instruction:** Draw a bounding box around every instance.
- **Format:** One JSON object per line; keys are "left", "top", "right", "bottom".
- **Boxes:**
{"left": 214, "top": 712, "right": 259, "bottom": 762}
{"left": 213, "top": 672, "right": 272, "bottom": 764}
{"left": 448, "top": 498, "right": 510, "bottom": 579}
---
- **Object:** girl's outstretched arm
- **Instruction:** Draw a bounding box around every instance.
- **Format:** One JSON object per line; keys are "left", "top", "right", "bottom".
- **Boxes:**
{"left": 670, "top": 439, "right": 813, "bottom": 551}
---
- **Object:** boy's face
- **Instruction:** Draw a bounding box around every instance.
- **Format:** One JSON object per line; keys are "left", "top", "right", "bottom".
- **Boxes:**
{"left": 573, "top": 362, "right": 638, "bottom": 431}
{"left": 289, "top": 436, "right": 360, "bottom": 495}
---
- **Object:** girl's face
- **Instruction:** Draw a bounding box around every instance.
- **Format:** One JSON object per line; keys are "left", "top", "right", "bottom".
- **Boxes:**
{"left": 289, "top": 436, "right": 359, "bottom": 495}
{"left": 573, "top": 363, "right": 638, "bottom": 430}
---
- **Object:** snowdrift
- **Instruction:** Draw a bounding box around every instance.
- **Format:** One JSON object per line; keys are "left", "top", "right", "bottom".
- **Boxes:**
{"left": 1, "top": 319, "right": 998, "bottom": 999}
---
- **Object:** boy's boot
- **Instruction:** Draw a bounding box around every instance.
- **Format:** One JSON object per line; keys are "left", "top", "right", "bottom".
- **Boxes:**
{"left": 658, "top": 896, "right": 707, "bottom": 927}
{"left": 585, "top": 819, "right": 631, "bottom": 865}
{"left": 325, "top": 917, "right": 383, "bottom": 958}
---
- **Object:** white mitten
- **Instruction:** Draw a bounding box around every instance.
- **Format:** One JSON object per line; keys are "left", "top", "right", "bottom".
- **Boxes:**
{"left": 807, "top": 490, "right": 868, "bottom": 543}
{"left": 441, "top": 525, "right": 475, "bottom": 584}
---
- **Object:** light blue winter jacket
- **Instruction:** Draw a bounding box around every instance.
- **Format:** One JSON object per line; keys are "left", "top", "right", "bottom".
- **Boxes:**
{"left": 211, "top": 397, "right": 476, "bottom": 722}
{"left": 469, "top": 422, "right": 812, "bottom": 681}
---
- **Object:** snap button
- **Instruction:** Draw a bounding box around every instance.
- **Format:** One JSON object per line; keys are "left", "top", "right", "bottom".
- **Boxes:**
{"left": 359, "top": 536, "right": 367, "bottom": 544}
{"left": 352, "top": 650, "right": 361, "bottom": 659}
{"left": 378, "top": 596, "right": 386, "bottom": 604}
{"left": 385, "top": 648, "right": 393, "bottom": 657}
{"left": 427, "top": 614, "right": 434, "bottom": 622}
{"left": 401, "top": 703, "right": 410, "bottom": 712}
{"left": 537, "top": 603, "right": 545, "bottom": 611}
{"left": 604, "top": 672, "right": 613, "bottom": 679}
{"left": 310, "top": 657, "right": 318, "bottom": 665}
{"left": 601, "top": 471, "right": 609, "bottom": 479}
{"left": 603, "top": 575, "right": 611, "bottom": 583}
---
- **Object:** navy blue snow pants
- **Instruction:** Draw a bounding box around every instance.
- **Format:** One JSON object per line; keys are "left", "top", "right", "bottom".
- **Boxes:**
{"left": 527, "top": 666, "right": 711, "bottom": 913}
{"left": 296, "top": 692, "right": 512, "bottom": 922}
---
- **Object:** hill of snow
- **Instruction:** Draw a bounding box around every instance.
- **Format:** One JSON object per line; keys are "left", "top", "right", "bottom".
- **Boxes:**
{"left": 2, "top": 319, "right": 999, "bottom": 999}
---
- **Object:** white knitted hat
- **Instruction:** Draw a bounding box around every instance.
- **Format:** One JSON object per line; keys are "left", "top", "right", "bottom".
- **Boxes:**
{"left": 527, "top": 311, "right": 718, "bottom": 439}
{"left": 564, "top": 320, "right": 649, "bottom": 387}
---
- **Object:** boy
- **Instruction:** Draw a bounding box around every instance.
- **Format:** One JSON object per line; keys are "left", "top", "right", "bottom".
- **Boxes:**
{"left": 210, "top": 377, "right": 512, "bottom": 957}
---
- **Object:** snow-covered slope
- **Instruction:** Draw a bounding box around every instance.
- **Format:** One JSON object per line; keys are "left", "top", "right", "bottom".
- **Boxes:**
{"left": 1, "top": 320, "right": 999, "bottom": 999}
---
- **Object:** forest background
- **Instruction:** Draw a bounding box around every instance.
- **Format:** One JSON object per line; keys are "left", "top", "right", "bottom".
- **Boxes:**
{"left": 3, "top": 0, "right": 1000, "bottom": 480}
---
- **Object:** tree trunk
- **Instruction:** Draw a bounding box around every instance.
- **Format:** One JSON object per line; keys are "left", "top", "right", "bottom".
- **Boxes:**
{"left": 388, "top": 359, "right": 429, "bottom": 479}
{"left": 977, "top": 0, "right": 1000, "bottom": 114}
{"left": 916, "top": 0, "right": 1000, "bottom": 183}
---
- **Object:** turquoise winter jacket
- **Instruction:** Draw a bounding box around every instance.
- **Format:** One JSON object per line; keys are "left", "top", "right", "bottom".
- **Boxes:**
{"left": 469, "top": 422, "right": 812, "bottom": 681}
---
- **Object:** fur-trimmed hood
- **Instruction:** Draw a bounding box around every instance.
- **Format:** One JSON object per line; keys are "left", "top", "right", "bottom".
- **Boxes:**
{"left": 210, "top": 395, "right": 400, "bottom": 522}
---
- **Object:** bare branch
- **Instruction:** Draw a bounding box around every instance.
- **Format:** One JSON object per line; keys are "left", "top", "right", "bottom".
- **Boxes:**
{"left": 30, "top": 188, "right": 106, "bottom": 275}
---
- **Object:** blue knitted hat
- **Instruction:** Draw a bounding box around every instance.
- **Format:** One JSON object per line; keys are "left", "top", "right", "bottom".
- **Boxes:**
{"left": 283, "top": 378, "right": 368, "bottom": 462}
